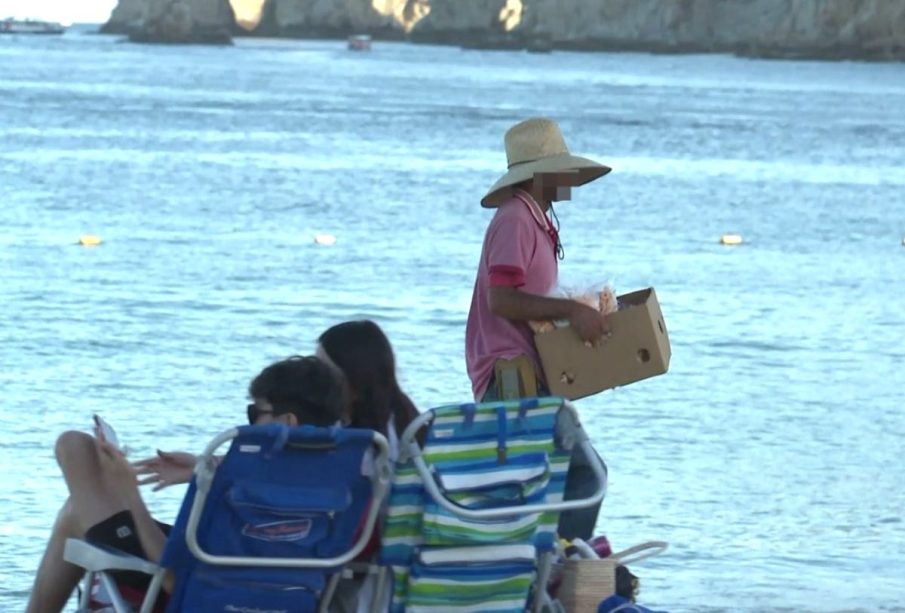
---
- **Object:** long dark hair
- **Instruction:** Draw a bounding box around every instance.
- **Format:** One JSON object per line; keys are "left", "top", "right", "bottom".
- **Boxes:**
{"left": 318, "top": 320, "right": 419, "bottom": 438}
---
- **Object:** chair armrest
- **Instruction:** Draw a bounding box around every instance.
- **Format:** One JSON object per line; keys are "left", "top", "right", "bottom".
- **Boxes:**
{"left": 64, "top": 538, "right": 160, "bottom": 575}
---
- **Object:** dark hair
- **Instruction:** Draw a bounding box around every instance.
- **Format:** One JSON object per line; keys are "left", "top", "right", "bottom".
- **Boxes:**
{"left": 318, "top": 320, "right": 419, "bottom": 438}
{"left": 248, "top": 355, "right": 341, "bottom": 427}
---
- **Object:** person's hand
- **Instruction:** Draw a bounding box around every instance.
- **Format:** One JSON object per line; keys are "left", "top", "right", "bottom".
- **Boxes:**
{"left": 567, "top": 302, "right": 611, "bottom": 344}
{"left": 133, "top": 450, "right": 197, "bottom": 491}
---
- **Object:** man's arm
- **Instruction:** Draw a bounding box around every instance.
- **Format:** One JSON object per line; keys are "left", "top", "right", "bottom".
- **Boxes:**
{"left": 489, "top": 286, "right": 582, "bottom": 321}
{"left": 127, "top": 493, "right": 168, "bottom": 563}
{"left": 489, "top": 286, "right": 610, "bottom": 342}
{"left": 127, "top": 492, "right": 175, "bottom": 590}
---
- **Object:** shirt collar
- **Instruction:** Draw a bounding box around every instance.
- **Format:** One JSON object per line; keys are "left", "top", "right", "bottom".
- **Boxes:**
{"left": 511, "top": 188, "right": 561, "bottom": 259}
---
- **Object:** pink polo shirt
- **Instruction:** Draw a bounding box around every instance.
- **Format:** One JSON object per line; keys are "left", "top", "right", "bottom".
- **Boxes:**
{"left": 465, "top": 190, "right": 559, "bottom": 400}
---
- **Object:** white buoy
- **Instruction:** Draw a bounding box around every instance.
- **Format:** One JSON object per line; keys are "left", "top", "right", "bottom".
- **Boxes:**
{"left": 720, "top": 234, "right": 743, "bottom": 246}
{"left": 314, "top": 233, "right": 336, "bottom": 246}
{"left": 78, "top": 234, "right": 102, "bottom": 246}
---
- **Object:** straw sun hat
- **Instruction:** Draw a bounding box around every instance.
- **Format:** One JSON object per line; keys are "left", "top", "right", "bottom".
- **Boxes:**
{"left": 481, "top": 117, "right": 611, "bottom": 208}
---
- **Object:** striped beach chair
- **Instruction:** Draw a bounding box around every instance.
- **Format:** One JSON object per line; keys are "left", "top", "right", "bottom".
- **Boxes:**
{"left": 376, "top": 396, "right": 607, "bottom": 613}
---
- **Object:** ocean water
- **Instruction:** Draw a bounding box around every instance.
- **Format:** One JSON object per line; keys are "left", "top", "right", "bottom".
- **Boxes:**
{"left": 1, "top": 26, "right": 904, "bottom": 612}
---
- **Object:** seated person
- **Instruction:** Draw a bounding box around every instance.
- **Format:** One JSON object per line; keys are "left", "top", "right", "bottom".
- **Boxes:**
{"left": 316, "top": 320, "right": 421, "bottom": 613}
{"left": 110, "top": 321, "right": 417, "bottom": 613}
{"left": 316, "top": 319, "right": 420, "bottom": 464}
{"left": 136, "top": 321, "right": 418, "bottom": 494}
{"left": 25, "top": 355, "right": 342, "bottom": 613}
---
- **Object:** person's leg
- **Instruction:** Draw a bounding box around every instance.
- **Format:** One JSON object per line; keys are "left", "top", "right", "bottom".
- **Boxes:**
{"left": 56, "top": 430, "right": 133, "bottom": 531}
{"left": 82, "top": 511, "right": 170, "bottom": 603}
{"left": 26, "top": 499, "right": 85, "bottom": 613}
{"left": 556, "top": 443, "right": 603, "bottom": 541}
{"left": 26, "top": 430, "right": 132, "bottom": 613}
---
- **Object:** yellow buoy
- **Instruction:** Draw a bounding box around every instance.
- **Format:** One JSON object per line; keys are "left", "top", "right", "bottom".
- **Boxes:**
{"left": 720, "top": 234, "right": 743, "bottom": 246}
{"left": 314, "top": 233, "right": 336, "bottom": 246}
{"left": 78, "top": 234, "right": 102, "bottom": 247}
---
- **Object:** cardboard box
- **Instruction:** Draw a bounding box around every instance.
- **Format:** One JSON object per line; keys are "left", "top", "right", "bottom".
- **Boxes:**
{"left": 534, "top": 287, "right": 671, "bottom": 400}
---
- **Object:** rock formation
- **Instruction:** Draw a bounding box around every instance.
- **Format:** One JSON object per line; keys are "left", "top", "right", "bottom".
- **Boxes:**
{"left": 229, "top": 0, "right": 268, "bottom": 31}
{"left": 100, "top": 0, "right": 233, "bottom": 43}
{"left": 100, "top": 0, "right": 905, "bottom": 60}
{"left": 100, "top": 0, "right": 149, "bottom": 33}
{"left": 412, "top": 0, "right": 905, "bottom": 60}
{"left": 269, "top": 0, "right": 428, "bottom": 39}
{"left": 408, "top": 0, "right": 507, "bottom": 45}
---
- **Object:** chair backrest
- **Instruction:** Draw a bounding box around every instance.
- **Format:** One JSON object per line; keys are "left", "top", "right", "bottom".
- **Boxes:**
{"left": 379, "top": 396, "right": 606, "bottom": 612}
{"left": 160, "top": 423, "right": 390, "bottom": 613}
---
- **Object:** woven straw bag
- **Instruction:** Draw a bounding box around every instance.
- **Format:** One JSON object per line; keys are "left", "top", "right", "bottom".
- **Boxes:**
{"left": 557, "top": 541, "right": 668, "bottom": 613}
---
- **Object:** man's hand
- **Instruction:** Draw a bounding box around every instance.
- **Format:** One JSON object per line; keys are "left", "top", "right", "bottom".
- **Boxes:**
{"left": 133, "top": 450, "right": 197, "bottom": 491}
{"left": 489, "top": 286, "right": 613, "bottom": 344}
{"left": 567, "top": 301, "right": 611, "bottom": 344}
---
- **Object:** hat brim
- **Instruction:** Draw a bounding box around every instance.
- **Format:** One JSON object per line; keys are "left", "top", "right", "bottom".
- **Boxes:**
{"left": 481, "top": 153, "right": 611, "bottom": 208}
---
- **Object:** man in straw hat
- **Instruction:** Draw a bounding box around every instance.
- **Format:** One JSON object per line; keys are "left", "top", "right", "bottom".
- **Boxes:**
{"left": 465, "top": 117, "right": 611, "bottom": 539}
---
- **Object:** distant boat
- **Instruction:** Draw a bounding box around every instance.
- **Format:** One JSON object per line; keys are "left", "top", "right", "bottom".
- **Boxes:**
{"left": 0, "top": 18, "right": 66, "bottom": 35}
{"left": 347, "top": 34, "right": 371, "bottom": 52}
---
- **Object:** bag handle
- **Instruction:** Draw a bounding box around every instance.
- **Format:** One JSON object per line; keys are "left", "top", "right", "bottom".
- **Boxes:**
{"left": 610, "top": 541, "right": 668, "bottom": 565}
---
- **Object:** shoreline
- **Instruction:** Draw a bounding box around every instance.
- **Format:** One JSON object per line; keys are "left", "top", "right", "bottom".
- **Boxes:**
{"left": 88, "top": 23, "right": 905, "bottom": 63}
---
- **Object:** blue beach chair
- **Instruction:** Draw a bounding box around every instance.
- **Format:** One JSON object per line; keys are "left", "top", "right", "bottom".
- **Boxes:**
{"left": 377, "top": 396, "right": 608, "bottom": 613}
{"left": 64, "top": 423, "right": 391, "bottom": 613}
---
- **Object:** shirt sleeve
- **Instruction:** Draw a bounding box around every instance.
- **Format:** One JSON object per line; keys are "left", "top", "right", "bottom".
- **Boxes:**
{"left": 485, "top": 211, "right": 534, "bottom": 288}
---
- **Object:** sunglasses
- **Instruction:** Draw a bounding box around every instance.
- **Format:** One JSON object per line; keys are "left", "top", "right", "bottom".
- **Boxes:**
{"left": 246, "top": 403, "right": 275, "bottom": 425}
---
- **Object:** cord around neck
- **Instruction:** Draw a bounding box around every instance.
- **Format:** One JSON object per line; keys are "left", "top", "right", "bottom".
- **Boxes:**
{"left": 512, "top": 188, "right": 564, "bottom": 261}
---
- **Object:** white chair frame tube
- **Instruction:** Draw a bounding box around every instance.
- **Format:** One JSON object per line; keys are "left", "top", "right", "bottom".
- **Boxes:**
{"left": 138, "top": 570, "right": 167, "bottom": 613}
{"left": 99, "top": 571, "right": 133, "bottom": 612}
{"left": 78, "top": 571, "right": 94, "bottom": 611}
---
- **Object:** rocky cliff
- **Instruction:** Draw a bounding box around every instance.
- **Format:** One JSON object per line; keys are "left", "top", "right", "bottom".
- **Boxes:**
{"left": 101, "top": 0, "right": 905, "bottom": 60}
{"left": 102, "top": 0, "right": 428, "bottom": 41}
{"left": 414, "top": 0, "right": 905, "bottom": 60}
{"left": 268, "top": 0, "right": 428, "bottom": 39}
{"left": 102, "top": 0, "right": 234, "bottom": 43}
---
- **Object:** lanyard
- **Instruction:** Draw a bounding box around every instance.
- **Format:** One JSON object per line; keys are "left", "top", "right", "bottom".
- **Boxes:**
{"left": 513, "top": 189, "right": 563, "bottom": 260}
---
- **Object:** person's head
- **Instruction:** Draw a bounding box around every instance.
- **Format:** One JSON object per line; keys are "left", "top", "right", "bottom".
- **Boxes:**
{"left": 247, "top": 355, "right": 341, "bottom": 427}
{"left": 513, "top": 171, "right": 580, "bottom": 209}
{"left": 481, "top": 117, "right": 611, "bottom": 208}
{"left": 316, "top": 320, "right": 418, "bottom": 437}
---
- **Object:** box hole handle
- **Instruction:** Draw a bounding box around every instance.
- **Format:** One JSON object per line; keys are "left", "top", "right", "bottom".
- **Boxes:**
{"left": 637, "top": 348, "right": 651, "bottom": 363}
{"left": 657, "top": 319, "right": 665, "bottom": 334}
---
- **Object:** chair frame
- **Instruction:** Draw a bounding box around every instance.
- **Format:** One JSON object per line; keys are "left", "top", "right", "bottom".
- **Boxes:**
{"left": 378, "top": 397, "right": 608, "bottom": 613}
{"left": 65, "top": 426, "right": 391, "bottom": 613}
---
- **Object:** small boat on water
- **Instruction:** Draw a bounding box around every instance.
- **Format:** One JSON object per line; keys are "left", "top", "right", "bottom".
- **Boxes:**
{"left": 0, "top": 18, "right": 66, "bottom": 35}
{"left": 347, "top": 34, "right": 371, "bottom": 52}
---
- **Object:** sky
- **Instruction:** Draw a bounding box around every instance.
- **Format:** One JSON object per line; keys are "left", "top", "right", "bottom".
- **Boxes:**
{"left": 0, "top": 0, "right": 117, "bottom": 24}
